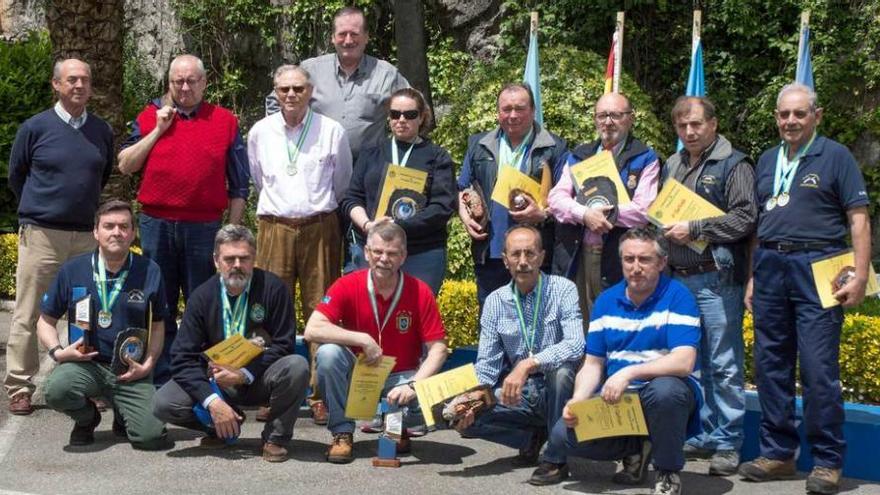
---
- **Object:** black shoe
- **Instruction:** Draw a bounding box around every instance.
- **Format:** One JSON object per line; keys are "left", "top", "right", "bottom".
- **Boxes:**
{"left": 112, "top": 408, "right": 127, "bottom": 437}
{"left": 528, "top": 462, "right": 569, "bottom": 486}
{"left": 613, "top": 439, "right": 653, "bottom": 485}
{"left": 513, "top": 428, "right": 548, "bottom": 467}
{"left": 70, "top": 403, "right": 101, "bottom": 446}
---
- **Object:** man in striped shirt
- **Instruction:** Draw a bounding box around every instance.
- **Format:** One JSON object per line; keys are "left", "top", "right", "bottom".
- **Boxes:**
{"left": 454, "top": 225, "right": 584, "bottom": 469}
{"left": 534, "top": 227, "right": 702, "bottom": 495}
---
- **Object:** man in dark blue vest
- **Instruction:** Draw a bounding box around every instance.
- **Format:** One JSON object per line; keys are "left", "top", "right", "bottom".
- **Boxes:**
{"left": 662, "top": 96, "right": 757, "bottom": 476}
{"left": 548, "top": 93, "right": 660, "bottom": 323}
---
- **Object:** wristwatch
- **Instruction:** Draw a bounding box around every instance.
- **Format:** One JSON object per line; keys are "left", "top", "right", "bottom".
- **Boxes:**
{"left": 48, "top": 345, "right": 63, "bottom": 362}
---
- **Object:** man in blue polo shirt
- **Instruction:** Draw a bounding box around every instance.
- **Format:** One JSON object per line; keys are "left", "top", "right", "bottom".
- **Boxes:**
{"left": 37, "top": 200, "right": 169, "bottom": 450}
{"left": 533, "top": 227, "right": 702, "bottom": 495}
{"left": 738, "top": 83, "right": 871, "bottom": 495}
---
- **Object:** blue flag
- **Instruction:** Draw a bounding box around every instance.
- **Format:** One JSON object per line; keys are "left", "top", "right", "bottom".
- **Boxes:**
{"left": 796, "top": 25, "right": 814, "bottom": 89}
{"left": 523, "top": 30, "right": 544, "bottom": 125}
{"left": 677, "top": 39, "right": 705, "bottom": 151}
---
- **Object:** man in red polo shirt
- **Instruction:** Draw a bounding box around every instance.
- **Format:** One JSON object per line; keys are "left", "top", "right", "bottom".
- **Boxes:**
{"left": 305, "top": 221, "right": 447, "bottom": 464}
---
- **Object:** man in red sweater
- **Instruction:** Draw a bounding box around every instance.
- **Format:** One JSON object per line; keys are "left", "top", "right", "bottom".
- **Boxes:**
{"left": 118, "top": 54, "right": 250, "bottom": 385}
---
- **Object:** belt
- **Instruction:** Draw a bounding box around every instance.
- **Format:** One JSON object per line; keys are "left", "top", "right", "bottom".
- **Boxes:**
{"left": 259, "top": 212, "right": 331, "bottom": 228}
{"left": 671, "top": 261, "right": 718, "bottom": 277}
{"left": 759, "top": 241, "right": 836, "bottom": 253}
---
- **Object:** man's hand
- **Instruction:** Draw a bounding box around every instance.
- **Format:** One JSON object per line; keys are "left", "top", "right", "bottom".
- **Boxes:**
{"left": 55, "top": 337, "right": 98, "bottom": 363}
{"left": 663, "top": 221, "right": 693, "bottom": 245}
{"left": 209, "top": 363, "right": 246, "bottom": 388}
{"left": 744, "top": 278, "right": 754, "bottom": 312}
{"left": 458, "top": 192, "right": 488, "bottom": 240}
{"left": 386, "top": 384, "right": 416, "bottom": 406}
{"left": 834, "top": 277, "right": 868, "bottom": 308}
{"left": 360, "top": 334, "right": 383, "bottom": 366}
{"left": 582, "top": 206, "right": 614, "bottom": 234}
{"left": 364, "top": 216, "right": 392, "bottom": 233}
{"left": 453, "top": 407, "right": 475, "bottom": 433}
{"left": 117, "top": 356, "right": 151, "bottom": 382}
{"left": 207, "top": 399, "right": 242, "bottom": 439}
{"left": 600, "top": 368, "right": 632, "bottom": 404}
{"left": 500, "top": 359, "right": 533, "bottom": 407}
{"left": 509, "top": 194, "right": 546, "bottom": 224}
{"left": 155, "top": 105, "right": 175, "bottom": 135}
{"left": 562, "top": 400, "right": 579, "bottom": 428}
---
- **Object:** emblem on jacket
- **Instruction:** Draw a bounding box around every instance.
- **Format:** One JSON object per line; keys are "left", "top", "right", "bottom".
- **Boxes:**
{"left": 397, "top": 311, "right": 412, "bottom": 333}
{"left": 251, "top": 303, "right": 266, "bottom": 323}
{"left": 800, "top": 173, "right": 820, "bottom": 188}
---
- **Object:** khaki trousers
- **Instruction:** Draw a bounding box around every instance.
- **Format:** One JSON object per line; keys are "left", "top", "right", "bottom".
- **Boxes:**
{"left": 575, "top": 243, "right": 604, "bottom": 332}
{"left": 4, "top": 225, "right": 95, "bottom": 398}
{"left": 255, "top": 213, "right": 340, "bottom": 403}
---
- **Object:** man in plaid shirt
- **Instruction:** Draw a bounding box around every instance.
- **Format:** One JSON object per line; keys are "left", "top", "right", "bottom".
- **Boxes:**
{"left": 454, "top": 225, "right": 584, "bottom": 467}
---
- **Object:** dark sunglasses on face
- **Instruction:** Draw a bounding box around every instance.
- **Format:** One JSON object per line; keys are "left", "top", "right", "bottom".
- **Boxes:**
{"left": 276, "top": 85, "right": 308, "bottom": 95}
{"left": 389, "top": 109, "right": 420, "bottom": 120}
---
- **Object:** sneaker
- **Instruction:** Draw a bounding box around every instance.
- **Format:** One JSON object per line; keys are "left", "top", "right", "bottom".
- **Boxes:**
{"left": 528, "top": 461, "right": 569, "bottom": 486}
{"left": 262, "top": 441, "right": 288, "bottom": 462}
{"left": 709, "top": 449, "right": 740, "bottom": 476}
{"left": 310, "top": 401, "right": 328, "bottom": 425}
{"left": 69, "top": 402, "right": 101, "bottom": 446}
{"left": 512, "top": 428, "right": 548, "bottom": 467}
{"left": 805, "top": 466, "right": 841, "bottom": 494}
{"left": 613, "top": 439, "right": 653, "bottom": 485}
{"left": 326, "top": 432, "right": 354, "bottom": 464}
{"left": 738, "top": 456, "right": 796, "bottom": 481}
{"left": 653, "top": 470, "right": 682, "bottom": 495}
{"left": 8, "top": 393, "right": 33, "bottom": 416}
{"left": 360, "top": 415, "right": 384, "bottom": 433}
{"left": 682, "top": 443, "right": 714, "bottom": 460}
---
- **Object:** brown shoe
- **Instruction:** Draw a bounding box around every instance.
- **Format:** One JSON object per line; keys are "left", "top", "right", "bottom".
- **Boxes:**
{"left": 738, "top": 456, "right": 797, "bottom": 481}
{"left": 256, "top": 406, "right": 270, "bottom": 422}
{"left": 8, "top": 394, "right": 33, "bottom": 416}
{"left": 326, "top": 432, "right": 354, "bottom": 463}
{"left": 311, "top": 400, "right": 328, "bottom": 425}
{"left": 806, "top": 466, "right": 841, "bottom": 494}
{"left": 262, "top": 441, "right": 288, "bottom": 462}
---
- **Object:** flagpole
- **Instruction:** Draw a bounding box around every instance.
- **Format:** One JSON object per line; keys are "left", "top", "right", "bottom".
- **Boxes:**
{"left": 692, "top": 10, "right": 702, "bottom": 55}
{"left": 796, "top": 10, "right": 810, "bottom": 79}
{"left": 530, "top": 11, "right": 538, "bottom": 35}
{"left": 613, "top": 11, "right": 625, "bottom": 93}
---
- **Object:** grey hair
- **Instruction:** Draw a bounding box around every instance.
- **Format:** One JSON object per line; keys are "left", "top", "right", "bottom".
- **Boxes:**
{"left": 213, "top": 224, "right": 256, "bottom": 254}
{"left": 273, "top": 64, "right": 311, "bottom": 85}
{"left": 617, "top": 226, "right": 668, "bottom": 259}
{"left": 53, "top": 59, "right": 91, "bottom": 80}
{"left": 168, "top": 55, "right": 206, "bottom": 79}
{"left": 366, "top": 221, "right": 407, "bottom": 249}
{"left": 776, "top": 83, "right": 818, "bottom": 110}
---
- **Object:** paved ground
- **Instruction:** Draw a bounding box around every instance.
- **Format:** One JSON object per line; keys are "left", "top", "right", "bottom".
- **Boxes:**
{"left": 0, "top": 310, "right": 877, "bottom": 495}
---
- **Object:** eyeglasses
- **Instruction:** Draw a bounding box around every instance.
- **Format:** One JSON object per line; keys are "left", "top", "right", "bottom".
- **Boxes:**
{"left": 389, "top": 109, "right": 420, "bottom": 120}
{"left": 170, "top": 78, "right": 203, "bottom": 88}
{"left": 276, "top": 85, "right": 308, "bottom": 95}
{"left": 596, "top": 111, "right": 632, "bottom": 122}
{"left": 504, "top": 249, "right": 540, "bottom": 261}
{"left": 775, "top": 109, "right": 813, "bottom": 119}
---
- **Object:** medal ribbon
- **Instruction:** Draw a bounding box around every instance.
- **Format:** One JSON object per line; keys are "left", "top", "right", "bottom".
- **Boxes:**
{"left": 499, "top": 127, "right": 534, "bottom": 172}
{"left": 220, "top": 277, "right": 251, "bottom": 339}
{"left": 773, "top": 132, "right": 817, "bottom": 197}
{"left": 391, "top": 137, "right": 416, "bottom": 167}
{"left": 367, "top": 270, "right": 405, "bottom": 347}
{"left": 93, "top": 252, "right": 132, "bottom": 318}
{"left": 511, "top": 274, "right": 544, "bottom": 357}
{"left": 286, "top": 109, "right": 314, "bottom": 175}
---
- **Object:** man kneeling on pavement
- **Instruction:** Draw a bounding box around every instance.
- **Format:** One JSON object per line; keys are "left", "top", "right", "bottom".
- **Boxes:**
{"left": 454, "top": 225, "right": 585, "bottom": 468}
{"left": 304, "top": 221, "right": 448, "bottom": 463}
{"left": 152, "top": 224, "right": 309, "bottom": 462}
{"left": 533, "top": 227, "right": 703, "bottom": 495}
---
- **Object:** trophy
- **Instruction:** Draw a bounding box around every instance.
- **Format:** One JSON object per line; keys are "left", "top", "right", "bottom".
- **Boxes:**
{"left": 372, "top": 399, "right": 403, "bottom": 468}
{"left": 576, "top": 176, "right": 620, "bottom": 224}
{"left": 435, "top": 384, "right": 497, "bottom": 428}
{"left": 508, "top": 189, "right": 533, "bottom": 212}
{"left": 110, "top": 327, "right": 148, "bottom": 374}
{"left": 68, "top": 289, "right": 96, "bottom": 354}
{"left": 832, "top": 266, "right": 857, "bottom": 292}
{"left": 461, "top": 183, "right": 489, "bottom": 230}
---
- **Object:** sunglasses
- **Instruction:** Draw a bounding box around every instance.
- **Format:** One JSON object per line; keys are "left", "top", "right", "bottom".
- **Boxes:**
{"left": 276, "top": 85, "right": 308, "bottom": 95}
{"left": 389, "top": 109, "right": 420, "bottom": 120}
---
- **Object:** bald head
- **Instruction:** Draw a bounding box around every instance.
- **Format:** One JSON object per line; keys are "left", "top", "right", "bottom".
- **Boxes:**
{"left": 51, "top": 58, "right": 92, "bottom": 116}
{"left": 594, "top": 93, "right": 634, "bottom": 148}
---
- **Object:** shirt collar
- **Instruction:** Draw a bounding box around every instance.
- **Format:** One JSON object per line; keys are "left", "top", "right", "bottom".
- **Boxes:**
{"left": 54, "top": 101, "right": 88, "bottom": 129}
{"left": 334, "top": 54, "right": 367, "bottom": 81}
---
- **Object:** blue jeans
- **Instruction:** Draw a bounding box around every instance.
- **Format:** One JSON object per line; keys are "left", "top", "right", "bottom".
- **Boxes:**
{"left": 674, "top": 270, "right": 745, "bottom": 452}
{"left": 462, "top": 364, "right": 576, "bottom": 464}
{"left": 315, "top": 343, "right": 423, "bottom": 435}
{"left": 549, "top": 376, "right": 696, "bottom": 471}
{"left": 139, "top": 213, "right": 220, "bottom": 386}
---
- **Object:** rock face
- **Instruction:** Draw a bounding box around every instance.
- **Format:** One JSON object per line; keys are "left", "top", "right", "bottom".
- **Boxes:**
{"left": 0, "top": 0, "right": 44, "bottom": 40}
{"left": 434, "top": 0, "right": 503, "bottom": 60}
{"left": 124, "top": 0, "right": 184, "bottom": 82}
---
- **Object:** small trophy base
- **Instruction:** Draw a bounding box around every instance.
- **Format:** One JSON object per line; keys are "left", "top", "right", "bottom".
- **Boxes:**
{"left": 76, "top": 344, "right": 96, "bottom": 354}
{"left": 372, "top": 457, "right": 401, "bottom": 468}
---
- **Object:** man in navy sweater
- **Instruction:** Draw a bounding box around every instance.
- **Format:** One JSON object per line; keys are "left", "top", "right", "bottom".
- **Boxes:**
{"left": 5, "top": 58, "right": 114, "bottom": 415}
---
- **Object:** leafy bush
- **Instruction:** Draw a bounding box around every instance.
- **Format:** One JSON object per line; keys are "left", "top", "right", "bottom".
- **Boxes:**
{"left": 445, "top": 218, "right": 474, "bottom": 281}
{"left": 437, "top": 280, "right": 479, "bottom": 349}
{"left": 0, "top": 234, "right": 18, "bottom": 298}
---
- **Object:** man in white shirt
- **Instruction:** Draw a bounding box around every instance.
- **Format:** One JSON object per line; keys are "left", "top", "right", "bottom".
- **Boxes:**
{"left": 248, "top": 65, "right": 352, "bottom": 424}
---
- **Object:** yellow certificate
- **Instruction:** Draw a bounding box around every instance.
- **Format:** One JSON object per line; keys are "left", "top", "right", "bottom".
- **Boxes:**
{"left": 374, "top": 165, "right": 428, "bottom": 218}
{"left": 810, "top": 249, "right": 880, "bottom": 309}
{"left": 569, "top": 150, "right": 631, "bottom": 207}
{"left": 344, "top": 354, "right": 397, "bottom": 420}
{"left": 413, "top": 364, "right": 480, "bottom": 427}
{"left": 490, "top": 166, "right": 546, "bottom": 209}
{"left": 569, "top": 393, "right": 649, "bottom": 442}
{"left": 203, "top": 334, "right": 264, "bottom": 369}
{"left": 647, "top": 178, "right": 725, "bottom": 254}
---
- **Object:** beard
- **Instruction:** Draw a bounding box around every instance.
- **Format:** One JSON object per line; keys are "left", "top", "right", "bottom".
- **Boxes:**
{"left": 222, "top": 269, "right": 251, "bottom": 292}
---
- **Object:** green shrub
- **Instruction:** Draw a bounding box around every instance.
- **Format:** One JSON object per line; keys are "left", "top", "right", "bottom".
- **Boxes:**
{"left": 445, "top": 218, "right": 474, "bottom": 281}
{"left": 437, "top": 280, "right": 479, "bottom": 349}
{"left": 0, "top": 234, "right": 18, "bottom": 298}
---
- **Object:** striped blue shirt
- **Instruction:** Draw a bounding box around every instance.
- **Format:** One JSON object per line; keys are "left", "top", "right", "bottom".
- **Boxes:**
{"left": 476, "top": 273, "right": 585, "bottom": 386}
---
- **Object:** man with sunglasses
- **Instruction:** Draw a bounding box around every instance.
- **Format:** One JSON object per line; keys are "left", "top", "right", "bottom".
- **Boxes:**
{"left": 248, "top": 65, "right": 352, "bottom": 426}
{"left": 548, "top": 92, "right": 660, "bottom": 325}
{"left": 739, "top": 83, "right": 871, "bottom": 495}
{"left": 117, "top": 54, "right": 250, "bottom": 386}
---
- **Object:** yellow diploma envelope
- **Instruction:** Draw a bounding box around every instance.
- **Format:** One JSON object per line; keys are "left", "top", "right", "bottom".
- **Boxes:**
{"left": 648, "top": 178, "right": 725, "bottom": 254}
{"left": 413, "top": 364, "right": 480, "bottom": 427}
{"left": 490, "top": 166, "right": 547, "bottom": 210}
{"left": 344, "top": 354, "right": 397, "bottom": 420}
{"left": 569, "top": 150, "right": 631, "bottom": 207}
{"left": 374, "top": 165, "right": 428, "bottom": 218}
{"left": 810, "top": 249, "right": 880, "bottom": 309}
{"left": 203, "top": 334, "right": 263, "bottom": 369}
{"left": 570, "top": 393, "right": 649, "bottom": 442}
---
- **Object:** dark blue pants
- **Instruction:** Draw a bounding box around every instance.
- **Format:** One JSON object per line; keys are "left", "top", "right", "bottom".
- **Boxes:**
{"left": 139, "top": 213, "right": 220, "bottom": 386}
{"left": 549, "top": 376, "right": 695, "bottom": 471}
{"left": 474, "top": 258, "right": 511, "bottom": 311}
{"left": 752, "top": 247, "right": 846, "bottom": 468}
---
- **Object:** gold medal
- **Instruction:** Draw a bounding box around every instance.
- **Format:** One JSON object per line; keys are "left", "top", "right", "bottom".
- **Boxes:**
{"left": 97, "top": 310, "right": 112, "bottom": 328}
{"left": 766, "top": 197, "right": 777, "bottom": 211}
{"left": 777, "top": 192, "right": 790, "bottom": 207}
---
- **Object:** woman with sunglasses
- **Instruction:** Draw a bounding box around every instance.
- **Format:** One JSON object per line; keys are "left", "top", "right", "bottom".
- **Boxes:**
{"left": 341, "top": 88, "right": 455, "bottom": 295}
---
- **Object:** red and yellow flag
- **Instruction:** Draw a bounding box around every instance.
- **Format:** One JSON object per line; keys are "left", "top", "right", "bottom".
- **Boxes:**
{"left": 604, "top": 32, "right": 617, "bottom": 94}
